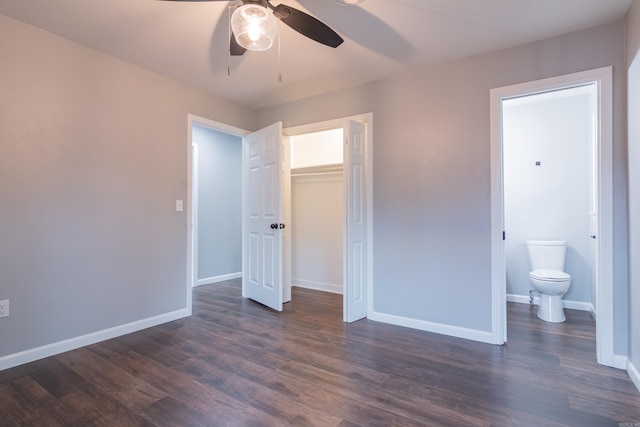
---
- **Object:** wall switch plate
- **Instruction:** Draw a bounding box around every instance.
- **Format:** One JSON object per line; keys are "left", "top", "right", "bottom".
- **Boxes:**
{"left": 176, "top": 200, "right": 184, "bottom": 212}
{"left": 0, "top": 300, "right": 9, "bottom": 318}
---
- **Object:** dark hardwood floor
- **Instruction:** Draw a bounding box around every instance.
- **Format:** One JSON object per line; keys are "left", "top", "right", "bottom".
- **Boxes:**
{"left": 1, "top": 279, "right": 638, "bottom": 426}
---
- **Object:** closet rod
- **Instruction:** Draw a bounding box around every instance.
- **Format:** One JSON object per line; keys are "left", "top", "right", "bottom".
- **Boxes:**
{"left": 291, "top": 170, "right": 343, "bottom": 177}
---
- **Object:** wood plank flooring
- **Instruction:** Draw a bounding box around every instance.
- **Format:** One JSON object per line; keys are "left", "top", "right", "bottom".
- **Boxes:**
{"left": 1, "top": 279, "right": 639, "bottom": 426}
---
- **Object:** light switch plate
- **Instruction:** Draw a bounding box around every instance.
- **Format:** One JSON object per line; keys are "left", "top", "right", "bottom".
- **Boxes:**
{"left": 0, "top": 300, "right": 9, "bottom": 318}
{"left": 176, "top": 200, "right": 183, "bottom": 212}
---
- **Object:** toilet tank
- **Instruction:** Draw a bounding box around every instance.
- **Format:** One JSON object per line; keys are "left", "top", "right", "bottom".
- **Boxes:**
{"left": 526, "top": 240, "right": 567, "bottom": 271}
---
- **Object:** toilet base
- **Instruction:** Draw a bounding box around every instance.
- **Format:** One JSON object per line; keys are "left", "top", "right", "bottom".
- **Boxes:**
{"left": 537, "top": 294, "right": 566, "bottom": 323}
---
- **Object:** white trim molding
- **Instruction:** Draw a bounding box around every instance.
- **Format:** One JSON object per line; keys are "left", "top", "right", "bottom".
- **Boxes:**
{"left": 506, "top": 294, "right": 596, "bottom": 317}
{"left": 293, "top": 280, "right": 343, "bottom": 295}
{"left": 627, "top": 359, "right": 640, "bottom": 392}
{"left": 368, "top": 310, "right": 493, "bottom": 344}
{"left": 0, "top": 308, "right": 190, "bottom": 371}
{"left": 194, "top": 272, "right": 242, "bottom": 287}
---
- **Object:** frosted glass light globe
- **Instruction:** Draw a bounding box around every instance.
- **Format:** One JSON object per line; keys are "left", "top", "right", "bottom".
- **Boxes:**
{"left": 231, "top": 4, "right": 278, "bottom": 51}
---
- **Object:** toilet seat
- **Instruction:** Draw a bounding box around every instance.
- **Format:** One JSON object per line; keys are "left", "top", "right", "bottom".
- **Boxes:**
{"left": 529, "top": 269, "right": 570, "bottom": 282}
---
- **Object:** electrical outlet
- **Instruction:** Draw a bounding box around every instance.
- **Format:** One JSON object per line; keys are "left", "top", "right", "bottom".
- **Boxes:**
{"left": 0, "top": 300, "right": 9, "bottom": 318}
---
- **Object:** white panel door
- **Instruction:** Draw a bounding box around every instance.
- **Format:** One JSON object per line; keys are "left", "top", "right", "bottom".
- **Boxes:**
{"left": 344, "top": 120, "right": 367, "bottom": 322}
{"left": 243, "top": 122, "right": 283, "bottom": 312}
{"left": 282, "top": 136, "right": 292, "bottom": 303}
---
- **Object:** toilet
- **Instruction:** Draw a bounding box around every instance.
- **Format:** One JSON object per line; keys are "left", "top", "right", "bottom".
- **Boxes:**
{"left": 526, "top": 240, "right": 572, "bottom": 323}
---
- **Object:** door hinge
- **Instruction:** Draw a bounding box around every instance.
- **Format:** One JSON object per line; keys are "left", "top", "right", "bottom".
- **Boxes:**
{"left": 503, "top": 231, "right": 506, "bottom": 240}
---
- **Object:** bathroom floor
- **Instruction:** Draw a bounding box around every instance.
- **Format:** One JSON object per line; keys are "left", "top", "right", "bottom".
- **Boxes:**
{"left": 507, "top": 300, "right": 596, "bottom": 341}
{"left": 0, "top": 281, "right": 638, "bottom": 426}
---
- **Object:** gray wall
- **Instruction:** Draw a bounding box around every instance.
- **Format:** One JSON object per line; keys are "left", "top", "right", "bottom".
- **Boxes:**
{"left": 0, "top": 14, "right": 254, "bottom": 359}
{"left": 503, "top": 90, "right": 594, "bottom": 305}
{"left": 627, "top": 0, "right": 640, "bottom": 375}
{"left": 193, "top": 126, "right": 242, "bottom": 281}
{"left": 0, "top": 8, "right": 634, "bottom": 368}
{"left": 257, "top": 21, "right": 629, "bottom": 352}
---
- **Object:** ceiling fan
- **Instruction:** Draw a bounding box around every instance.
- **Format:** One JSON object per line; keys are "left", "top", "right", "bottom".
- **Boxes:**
{"left": 162, "top": 0, "right": 344, "bottom": 56}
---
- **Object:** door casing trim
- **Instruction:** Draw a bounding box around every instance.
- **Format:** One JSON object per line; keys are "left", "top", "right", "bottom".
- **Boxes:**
{"left": 489, "top": 67, "right": 615, "bottom": 367}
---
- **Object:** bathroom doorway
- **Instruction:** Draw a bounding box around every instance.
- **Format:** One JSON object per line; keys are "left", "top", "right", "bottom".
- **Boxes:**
{"left": 502, "top": 85, "right": 596, "bottom": 312}
{"left": 490, "top": 67, "right": 615, "bottom": 367}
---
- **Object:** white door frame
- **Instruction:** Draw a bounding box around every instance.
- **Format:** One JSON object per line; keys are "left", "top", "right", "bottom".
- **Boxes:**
{"left": 489, "top": 67, "right": 615, "bottom": 367}
{"left": 186, "top": 114, "right": 249, "bottom": 313}
{"left": 284, "top": 113, "right": 374, "bottom": 322}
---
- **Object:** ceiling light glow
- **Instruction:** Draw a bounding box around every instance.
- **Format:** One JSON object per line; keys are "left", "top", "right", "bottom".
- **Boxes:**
{"left": 231, "top": 4, "right": 278, "bottom": 51}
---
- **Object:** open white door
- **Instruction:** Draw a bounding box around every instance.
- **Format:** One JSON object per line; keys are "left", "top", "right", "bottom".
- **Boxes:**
{"left": 282, "top": 136, "right": 292, "bottom": 303}
{"left": 242, "top": 122, "right": 284, "bottom": 312}
{"left": 344, "top": 120, "right": 367, "bottom": 322}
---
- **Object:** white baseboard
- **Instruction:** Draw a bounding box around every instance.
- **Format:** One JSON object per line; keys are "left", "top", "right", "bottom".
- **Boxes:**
{"left": 194, "top": 272, "right": 241, "bottom": 287}
{"left": 507, "top": 293, "right": 596, "bottom": 317}
{"left": 0, "top": 308, "right": 190, "bottom": 371}
{"left": 627, "top": 359, "right": 640, "bottom": 393}
{"left": 293, "top": 279, "right": 342, "bottom": 295}
{"left": 612, "top": 354, "right": 628, "bottom": 370}
{"left": 368, "top": 310, "right": 493, "bottom": 344}
{"left": 506, "top": 294, "right": 535, "bottom": 305}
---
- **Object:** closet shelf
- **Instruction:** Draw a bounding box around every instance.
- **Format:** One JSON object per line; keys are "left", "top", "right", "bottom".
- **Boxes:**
{"left": 291, "top": 163, "right": 343, "bottom": 177}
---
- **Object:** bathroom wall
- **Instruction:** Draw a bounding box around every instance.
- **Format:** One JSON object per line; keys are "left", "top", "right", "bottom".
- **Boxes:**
{"left": 290, "top": 130, "right": 344, "bottom": 294}
{"left": 503, "top": 87, "right": 594, "bottom": 307}
{"left": 193, "top": 125, "right": 242, "bottom": 284}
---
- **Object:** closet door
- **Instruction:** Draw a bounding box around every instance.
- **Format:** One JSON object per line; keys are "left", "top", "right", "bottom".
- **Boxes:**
{"left": 344, "top": 120, "right": 367, "bottom": 322}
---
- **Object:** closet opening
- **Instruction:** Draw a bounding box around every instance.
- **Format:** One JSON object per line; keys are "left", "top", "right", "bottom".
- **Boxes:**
{"left": 287, "top": 128, "right": 345, "bottom": 306}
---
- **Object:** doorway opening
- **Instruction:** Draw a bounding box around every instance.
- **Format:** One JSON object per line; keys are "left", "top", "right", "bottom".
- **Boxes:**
{"left": 503, "top": 84, "right": 597, "bottom": 313}
{"left": 288, "top": 128, "right": 345, "bottom": 298}
{"left": 191, "top": 124, "right": 243, "bottom": 288}
{"left": 282, "top": 114, "right": 372, "bottom": 322}
{"left": 186, "top": 115, "right": 249, "bottom": 314}
{"left": 490, "top": 67, "right": 615, "bottom": 367}
{"left": 186, "top": 113, "right": 373, "bottom": 324}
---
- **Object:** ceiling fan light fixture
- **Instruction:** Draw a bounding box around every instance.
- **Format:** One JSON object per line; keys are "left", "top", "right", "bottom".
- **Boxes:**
{"left": 231, "top": 4, "right": 278, "bottom": 51}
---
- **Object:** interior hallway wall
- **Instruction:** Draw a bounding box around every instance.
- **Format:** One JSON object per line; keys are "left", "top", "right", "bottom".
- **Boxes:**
{"left": 257, "top": 21, "right": 628, "bottom": 353}
{"left": 193, "top": 125, "right": 242, "bottom": 283}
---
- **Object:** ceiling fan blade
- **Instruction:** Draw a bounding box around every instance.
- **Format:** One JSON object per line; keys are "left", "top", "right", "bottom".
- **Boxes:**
{"left": 230, "top": 32, "right": 247, "bottom": 56}
{"left": 272, "top": 4, "right": 343, "bottom": 48}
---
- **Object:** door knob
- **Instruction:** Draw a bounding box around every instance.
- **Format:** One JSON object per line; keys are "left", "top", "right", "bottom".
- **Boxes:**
{"left": 270, "top": 223, "right": 278, "bottom": 229}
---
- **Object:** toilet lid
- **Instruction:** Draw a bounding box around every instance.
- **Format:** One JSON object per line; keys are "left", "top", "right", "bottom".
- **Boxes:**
{"left": 530, "top": 269, "right": 571, "bottom": 281}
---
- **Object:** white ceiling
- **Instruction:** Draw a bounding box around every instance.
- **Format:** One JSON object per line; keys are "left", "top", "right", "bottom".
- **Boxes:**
{"left": 0, "top": 0, "right": 632, "bottom": 109}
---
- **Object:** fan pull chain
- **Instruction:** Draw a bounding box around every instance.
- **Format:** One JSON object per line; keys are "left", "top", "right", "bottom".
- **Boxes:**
{"left": 277, "top": 35, "right": 282, "bottom": 83}
{"left": 227, "top": 4, "right": 232, "bottom": 76}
